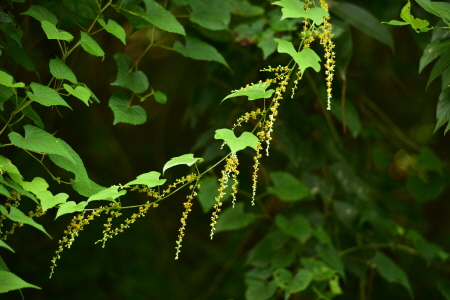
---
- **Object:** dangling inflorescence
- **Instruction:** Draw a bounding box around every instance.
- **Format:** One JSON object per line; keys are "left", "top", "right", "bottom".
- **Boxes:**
{"left": 175, "top": 178, "right": 200, "bottom": 260}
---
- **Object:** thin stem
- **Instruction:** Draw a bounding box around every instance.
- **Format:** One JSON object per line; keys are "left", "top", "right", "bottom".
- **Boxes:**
{"left": 23, "top": 150, "right": 70, "bottom": 184}
{"left": 131, "top": 27, "right": 156, "bottom": 71}
{"left": 339, "top": 243, "right": 420, "bottom": 257}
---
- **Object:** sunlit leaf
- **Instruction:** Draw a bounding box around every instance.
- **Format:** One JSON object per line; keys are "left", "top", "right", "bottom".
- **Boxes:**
{"left": 400, "top": 1, "right": 430, "bottom": 32}
{"left": 153, "top": 90, "right": 167, "bottom": 104}
{"left": 109, "top": 91, "right": 147, "bottom": 125}
{"left": 163, "top": 154, "right": 202, "bottom": 174}
{"left": 0, "top": 271, "right": 40, "bottom": 293}
{"left": 416, "top": 0, "right": 450, "bottom": 25}
{"left": 111, "top": 53, "right": 149, "bottom": 93}
{"left": 222, "top": 82, "right": 274, "bottom": 102}
{"left": 70, "top": 178, "right": 106, "bottom": 197}
{"left": 41, "top": 21, "right": 73, "bottom": 41}
{"left": 49, "top": 139, "right": 89, "bottom": 183}
{"left": 141, "top": 0, "right": 185, "bottom": 35}
{"left": 214, "top": 128, "right": 258, "bottom": 153}
{"left": 39, "top": 191, "right": 69, "bottom": 213}
{"left": 0, "top": 240, "right": 14, "bottom": 253}
{"left": 80, "top": 32, "right": 104, "bottom": 58}
{"left": 267, "top": 171, "right": 310, "bottom": 201}
{"left": 64, "top": 84, "right": 91, "bottom": 105}
{"left": 9, "top": 125, "right": 74, "bottom": 162}
{"left": 0, "top": 155, "right": 21, "bottom": 178}
{"left": 55, "top": 201, "right": 87, "bottom": 219}
{"left": 275, "top": 39, "right": 321, "bottom": 73}
{"left": 27, "top": 82, "right": 71, "bottom": 109}
{"left": 272, "top": 0, "right": 329, "bottom": 24}
{"left": 0, "top": 70, "right": 24, "bottom": 88}
{"left": 21, "top": 177, "right": 48, "bottom": 194}
{"left": 125, "top": 171, "right": 166, "bottom": 188}
{"left": 0, "top": 175, "right": 38, "bottom": 204}
{"left": 0, "top": 205, "right": 51, "bottom": 238}
{"left": 174, "top": 35, "right": 230, "bottom": 69}
{"left": 49, "top": 57, "right": 77, "bottom": 84}
{"left": 98, "top": 19, "right": 126, "bottom": 44}
{"left": 215, "top": 202, "right": 256, "bottom": 233}
{"left": 87, "top": 186, "right": 126, "bottom": 202}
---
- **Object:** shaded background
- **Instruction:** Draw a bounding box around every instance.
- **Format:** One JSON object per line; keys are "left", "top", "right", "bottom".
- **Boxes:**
{"left": 1, "top": 0, "right": 449, "bottom": 299}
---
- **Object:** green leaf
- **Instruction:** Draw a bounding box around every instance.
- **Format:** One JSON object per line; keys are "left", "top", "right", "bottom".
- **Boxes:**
{"left": 0, "top": 240, "right": 14, "bottom": 253}
{"left": 163, "top": 154, "right": 202, "bottom": 174}
{"left": 438, "top": 279, "right": 450, "bottom": 300}
{"left": 0, "top": 155, "right": 21, "bottom": 178}
{"left": 41, "top": 21, "right": 74, "bottom": 41}
{"left": 0, "top": 205, "right": 51, "bottom": 238}
{"left": 111, "top": 53, "right": 149, "bottom": 93}
{"left": 21, "top": 177, "right": 48, "bottom": 194}
{"left": 258, "top": 37, "right": 278, "bottom": 60}
{"left": 80, "top": 32, "right": 104, "bottom": 58}
{"left": 70, "top": 178, "right": 106, "bottom": 197}
{"left": 301, "top": 257, "right": 337, "bottom": 281}
{"left": 434, "top": 88, "right": 450, "bottom": 134}
{"left": 427, "top": 50, "right": 450, "bottom": 88}
{"left": 0, "top": 35, "right": 36, "bottom": 72}
{"left": 49, "top": 57, "right": 77, "bottom": 84}
{"left": 49, "top": 139, "right": 89, "bottom": 183}
{"left": 0, "top": 70, "right": 24, "bottom": 87}
{"left": 0, "top": 185, "right": 11, "bottom": 198}
{"left": 63, "top": 0, "right": 98, "bottom": 19}
{"left": 214, "top": 128, "right": 258, "bottom": 153}
{"left": 275, "top": 214, "right": 311, "bottom": 244}
{"left": 416, "top": 147, "right": 442, "bottom": 174}
{"left": 333, "top": 2, "right": 394, "bottom": 52}
{"left": 406, "top": 174, "right": 444, "bottom": 203}
{"left": 98, "top": 19, "right": 126, "bottom": 44}
{"left": 228, "top": 0, "right": 264, "bottom": 17}
{"left": 0, "top": 22, "right": 23, "bottom": 47}
{"left": 153, "top": 90, "right": 167, "bottom": 104}
{"left": 20, "top": 103, "right": 44, "bottom": 128}
{"left": 125, "top": 171, "right": 166, "bottom": 188}
{"left": 39, "top": 191, "right": 69, "bottom": 212}
{"left": 245, "top": 278, "right": 277, "bottom": 300}
{"left": 273, "top": 268, "right": 313, "bottom": 293}
{"left": 9, "top": 125, "right": 74, "bottom": 162}
{"left": 0, "top": 270, "right": 40, "bottom": 293}
{"left": 247, "top": 230, "right": 289, "bottom": 267}
{"left": 189, "top": 0, "right": 231, "bottom": 30}
{"left": 382, "top": 20, "right": 409, "bottom": 26}
{"left": 64, "top": 84, "right": 91, "bottom": 105}
{"left": 416, "top": 0, "right": 450, "bottom": 25}
{"left": 55, "top": 201, "right": 87, "bottom": 219}
{"left": 222, "top": 82, "right": 274, "bottom": 102}
{"left": 215, "top": 202, "right": 256, "bottom": 233}
{"left": 0, "top": 175, "right": 38, "bottom": 204}
{"left": 267, "top": 171, "right": 310, "bottom": 201}
{"left": 197, "top": 176, "right": 231, "bottom": 212}
{"left": 316, "top": 244, "right": 345, "bottom": 278}
{"left": 275, "top": 39, "right": 321, "bottom": 73}
{"left": 109, "top": 91, "right": 147, "bottom": 125}
{"left": 400, "top": 1, "right": 430, "bottom": 32}
{"left": 27, "top": 82, "right": 71, "bottom": 109}
{"left": 330, "top": 97, "right": 361, "bottom": 138}
{"left": 407, "top": 230, "right": 445, "bottom": 264}
{"left": 272, "top": 0, "right": 329, "bottom": 25}
{"left": 373, "top": 251, "right": 412, "bottom": 298}
{"left": 21, "top": 5, "right": 58, "bottom": 25}
{"left": 329, "top": 276, "right": 343, "bottom": 295}
{"left": 87, "top": 186, "right": 126, "bottom": 202}
{"left": 174, "top": 35, "right": 230, "bottom": 69}
{"left": 141, "top": 0, "right": 185, "bottom": 35}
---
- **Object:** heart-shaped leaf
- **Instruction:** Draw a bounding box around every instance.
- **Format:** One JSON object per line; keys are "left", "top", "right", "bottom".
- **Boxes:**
{"left": 80, "top": 32, "right": 104, "bottom": 58}
{"left": 163, "top": 154, "right": 203, "bottom": 174}
{"left": 108, "top": 91, "right": 147, "bottom": 125}
{"left": 64, "top": 84, "right": 91, "bottom": 105}
{"left": 27, "top": 82, "right": 71, "bottom": 109}
{"left": 126, "top": 171, "right": 166, "bottom": 188}
{"left": 49, "top": 58, "right": 77, "bottom": 84}
{"left": 275, "top": 39, "right": 321, "bottom": 73}
{"left": 21, "top": 5, "right": 58, "bottom": 25}
{"left": 222, "top": 82, "right": 274, "bottom": 102}
{"left": 55, "top": 201, "right": 87, "bottom": 219}
{"left": 38, "top": 191, "right": 69, "bottom": 212}
{"left": 0, "top": 71, "right": 24, "bottom": 88}
{"left": 41, "top": 21, "right": 73, "bottom": 41}
{"left": 111, "top": 53, "right": 149, "bottom": 93}
{"left": 98, "top": 19, "right": 126, "bottom": 44}
{"left": 21, "top": 177, "right": 49, "bottom": 194}
{"left": 9, "top": 125, "right": 74, "bottom": 163}
{"left": 87, "top": 186, "right": 126, "bottom": 202}
{"left": 272, "top": 0, "right": 329, "bottom": 24}
{"left": 214, "top": 128, "right": 259, "bottom": 153}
